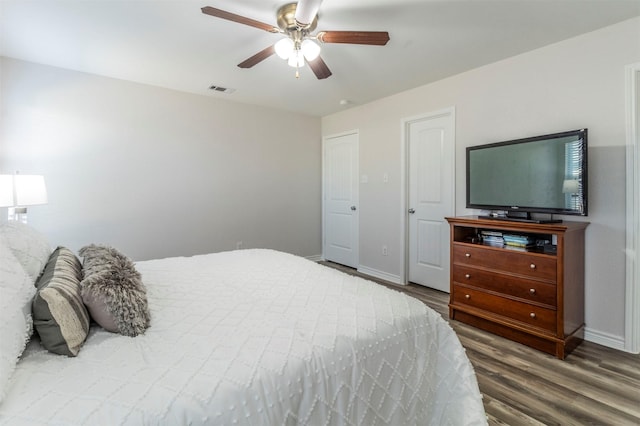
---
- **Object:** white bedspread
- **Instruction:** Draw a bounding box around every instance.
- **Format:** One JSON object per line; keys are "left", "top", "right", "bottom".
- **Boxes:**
{"left": 0, "top": 249, "right": 486, "bottom": 425}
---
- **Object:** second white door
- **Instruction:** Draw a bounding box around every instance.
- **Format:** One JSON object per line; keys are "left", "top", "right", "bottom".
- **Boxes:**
{"left": 323, "top": 132, "right": 359, "bottom": 268}
{"left": 407, "top": 109, "right": 455, "bottom": 292}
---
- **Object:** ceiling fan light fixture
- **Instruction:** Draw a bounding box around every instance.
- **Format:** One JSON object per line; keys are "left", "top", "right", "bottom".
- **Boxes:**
{"left": 301, "top": 39, "right": 321, "bottom": 61}
{"left": 287, "top": 50, "right": 305, "bottom": 68}
{"left": 202, "top": 2, "right": 389, "bottom": 80}
{"left": 274, "top": 37, "right": 294, "bottom": 59}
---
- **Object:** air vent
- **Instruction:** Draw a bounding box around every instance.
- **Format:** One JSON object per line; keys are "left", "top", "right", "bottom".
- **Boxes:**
{"left": 208, "top": 85, "right": 236, "bottom": 94}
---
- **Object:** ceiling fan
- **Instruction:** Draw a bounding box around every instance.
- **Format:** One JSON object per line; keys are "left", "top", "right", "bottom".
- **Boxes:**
{"left": 201, "top": 0, "right": 390, "bottom": 79}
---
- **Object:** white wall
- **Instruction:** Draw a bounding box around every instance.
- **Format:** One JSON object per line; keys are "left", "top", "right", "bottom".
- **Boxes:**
{"left": 322, "top": 17, "right": 640, "bottom": 348}
{"left": 1, "top": 57, "right": 322, "bottom": 261}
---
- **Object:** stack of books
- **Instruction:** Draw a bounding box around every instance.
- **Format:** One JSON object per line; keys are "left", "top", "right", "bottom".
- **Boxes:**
{"left": 503, "top": 234, "right": 536, "bottom": 248}
{"left": 481, "top": 230, "right": 504, "bottom": 246}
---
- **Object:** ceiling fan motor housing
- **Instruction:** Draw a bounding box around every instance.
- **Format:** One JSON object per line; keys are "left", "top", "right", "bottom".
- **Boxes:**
{"left": 277, "top": 3, "right": 317, "bottom": 33}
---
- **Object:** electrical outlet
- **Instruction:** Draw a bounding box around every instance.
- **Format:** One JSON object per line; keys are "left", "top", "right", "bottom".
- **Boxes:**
{"left": 236, "top": 241, "right": 243, "bottom": 250}
{"left": 382, "top": 245, "right": 388, "bottom": 256}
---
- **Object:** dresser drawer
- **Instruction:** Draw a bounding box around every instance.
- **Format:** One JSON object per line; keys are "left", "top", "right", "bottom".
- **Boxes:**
{"left": 452, "top": 284, "right": 557, "bottom": 332}
{"left": 453, "top": 266, "right": 556, "bottom": 306}
{"left": 453, "top": 244, "right": 556, "bottom": 281}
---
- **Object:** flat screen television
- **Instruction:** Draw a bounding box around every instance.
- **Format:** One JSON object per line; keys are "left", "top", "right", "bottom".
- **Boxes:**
{"left": 466, "top": 129, "right": 587, "bottom": 223}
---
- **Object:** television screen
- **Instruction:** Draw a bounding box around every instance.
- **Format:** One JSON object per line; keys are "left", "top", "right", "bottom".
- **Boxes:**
{"left": 466, "top": 129, "right": 588, "bottom": 218}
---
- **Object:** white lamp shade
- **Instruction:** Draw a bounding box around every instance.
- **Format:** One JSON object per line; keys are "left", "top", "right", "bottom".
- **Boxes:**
{"left": 275, "top": 38, "right": 294, "bottom": 59}
{"left": 295, "top": 0, "right": 322, "bottom": 27}
{"left": 0, "top": 175, "right": 14, "bottom": 207}
{"left": 0, "top": 174, "right": 48, "bottom": 207}
{"left": 562, "top": 179, "right": 579, "bottom": 194}
{"left": 15, "top": 175, "right": 48, "bottom": 205}
{"left": 301, "top": 39, "right": 321, "bottom": 61}
{"left": 288, "top": 50, "right": 305, "bottom": 68}
{"left": 0, "top": 175, "right": 15, "bottom": 207}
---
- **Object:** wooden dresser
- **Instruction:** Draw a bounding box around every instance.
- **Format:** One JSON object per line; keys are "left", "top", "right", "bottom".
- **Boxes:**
{"left": 446, "top": 216, "right": 589, "bottom": 359}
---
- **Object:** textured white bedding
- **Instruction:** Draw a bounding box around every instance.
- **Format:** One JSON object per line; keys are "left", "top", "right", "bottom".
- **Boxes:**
{"left": 0, "top": 249, "right": 486, "bottom": 425}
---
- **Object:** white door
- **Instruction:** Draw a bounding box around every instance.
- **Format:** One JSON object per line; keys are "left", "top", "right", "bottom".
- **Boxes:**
{"left": 323, "top": 132, "right": 359, "bottom": 268}
{"left": 407, "top": 110, "right": 455, "bottom": 292}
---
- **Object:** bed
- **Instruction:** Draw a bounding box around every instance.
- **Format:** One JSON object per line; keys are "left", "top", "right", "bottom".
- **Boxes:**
{"left": 0, "top": 223, "right": 486, "bottom": 425}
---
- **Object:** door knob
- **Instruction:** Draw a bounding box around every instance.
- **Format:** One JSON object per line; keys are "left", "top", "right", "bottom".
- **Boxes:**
{"left": 350, "top": 206, "right": 357, "bottom": 211}
{"left": 408, "top": 208, "right": 415, "bottom": 214}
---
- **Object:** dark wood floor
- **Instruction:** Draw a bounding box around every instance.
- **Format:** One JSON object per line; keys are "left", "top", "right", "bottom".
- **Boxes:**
{"left": 320, "top": 261, "right": 640, "bottom": 426}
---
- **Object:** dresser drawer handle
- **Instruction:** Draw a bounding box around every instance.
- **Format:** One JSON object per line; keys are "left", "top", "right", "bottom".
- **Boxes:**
{"left": 530, "top": 312, "right": 536, "bottom": 319}
{"left": 530, "top": 263, "right": 536, "bottom": 269}
{"left": 465, "top": 294, "right": 471, "bottom": 299}
{"left": 465, "top": 253, "right": 471, "bottom": 258}
{"left": 529, "top": 288, "right": 536, "bottom": 294}
{"left": 465, "top": 274, "right": 470, "bottom": 279}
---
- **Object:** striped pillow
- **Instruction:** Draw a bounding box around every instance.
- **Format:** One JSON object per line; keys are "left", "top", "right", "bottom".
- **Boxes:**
{"left": 32, "top": 247, "right": 90, "bottom": 356}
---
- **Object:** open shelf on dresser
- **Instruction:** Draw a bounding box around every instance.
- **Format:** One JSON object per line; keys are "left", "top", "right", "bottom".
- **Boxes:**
{"left": 446, "top": 216, "right": 589, "bottom": 359}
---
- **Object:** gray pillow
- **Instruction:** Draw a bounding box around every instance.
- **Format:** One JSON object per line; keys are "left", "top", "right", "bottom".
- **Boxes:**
{"left": 79, "top": 244, "right": 150, "bottom": 337}
{"left": 32, "top": 247, "right": 90, "bottom": 356}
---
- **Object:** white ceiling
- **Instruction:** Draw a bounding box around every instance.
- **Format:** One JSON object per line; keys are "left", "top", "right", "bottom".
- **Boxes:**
{"left": 2, "top": 0, "right": 639, "bottom": 117}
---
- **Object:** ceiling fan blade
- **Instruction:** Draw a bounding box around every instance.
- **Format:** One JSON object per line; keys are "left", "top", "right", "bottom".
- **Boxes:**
{"left": 238, "top": 45, "right": 276, "bottom": 68}
{"left": 201, "top": 6, "right": 279, "bottom": 33}
{"left": 317, "top": 31, "right": 390, "bottom": 46}
{"left": 307, "top": 56, "right": 332, "bottom": 80}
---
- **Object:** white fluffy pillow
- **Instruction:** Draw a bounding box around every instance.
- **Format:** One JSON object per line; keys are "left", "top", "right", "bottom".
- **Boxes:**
{"left": 0, "top": 238, "right": 37, "bottom": 402}
{"left": 0, "top": 222, "right": 51, "bottom": 282}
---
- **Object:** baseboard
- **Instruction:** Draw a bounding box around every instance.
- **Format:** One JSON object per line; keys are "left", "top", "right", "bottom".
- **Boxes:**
{"left": 356, "top": 265, "right": 403, "bottom": 285}
{"left": 305, "top": 254, "right": 324, "bottom": 262}
{"left": 584, "top": 327, "right": 626, "bottom": 351}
